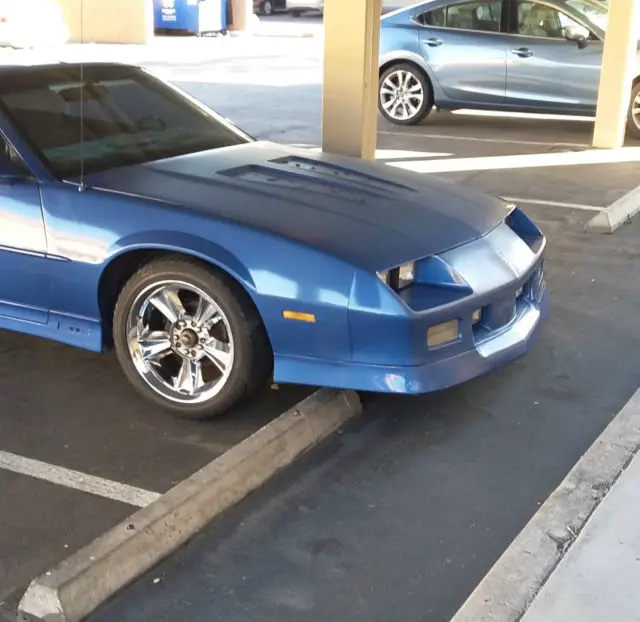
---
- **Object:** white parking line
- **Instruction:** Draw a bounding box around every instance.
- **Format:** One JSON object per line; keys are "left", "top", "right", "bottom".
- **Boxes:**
{"left": 296, "top": 146, "right": 453, "bottom": 159}
{"left": 501, "top": 197, "right": 604, "bottom": 212}
{"left": 378, "top": 130, "right": 589, "bottom": 149}
{"left": 387, "top": 147, "right": 640, "bottom": 174}
{"left": 0, "top": 450, "right": 160, "bottom": 508}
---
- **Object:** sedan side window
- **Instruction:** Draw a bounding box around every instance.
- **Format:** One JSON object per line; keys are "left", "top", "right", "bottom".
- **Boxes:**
{"left": 417, "top": 0, "right": 502, "bottom": 32}
{"left": 516, "top": 1, "right": 590, "bottom": 38}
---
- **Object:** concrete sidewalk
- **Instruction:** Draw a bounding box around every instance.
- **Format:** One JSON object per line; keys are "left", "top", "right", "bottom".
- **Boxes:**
{"left": 522, "top": 450, "right": 640, "bottom": 622}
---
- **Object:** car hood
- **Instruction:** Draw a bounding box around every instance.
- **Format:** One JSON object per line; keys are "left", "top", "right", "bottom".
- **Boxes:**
{"left": 84, "top": 141, "right": 513, "bottom": 271}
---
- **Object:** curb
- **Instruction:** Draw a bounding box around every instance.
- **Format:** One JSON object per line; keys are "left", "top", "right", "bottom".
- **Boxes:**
{"left": 450, "top": 386, "right": 640, "bottom": 622}
{"left": 17, "top": 388, "right": 362, "bottom": 622}
{"left": 585, "top": 183, "right": 640, "bottom": 233}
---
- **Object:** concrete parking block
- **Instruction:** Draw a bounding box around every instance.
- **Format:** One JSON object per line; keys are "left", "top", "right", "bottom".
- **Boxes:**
{"left": 450, "top": 386, "right": 640, "bottom": 622}
{"left": 585, "top": 183, "right": 640, "bottom": 233}
{"left": 17, "top": 389, "right": 362, "bottom": 622}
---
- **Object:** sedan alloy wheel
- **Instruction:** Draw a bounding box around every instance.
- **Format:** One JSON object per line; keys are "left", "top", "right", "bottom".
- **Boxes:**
{"left": 378, "top": 63, "right": 432, "bottom": 126}
{"left": 626, "top": 82, "right": 640, "bottom": 140}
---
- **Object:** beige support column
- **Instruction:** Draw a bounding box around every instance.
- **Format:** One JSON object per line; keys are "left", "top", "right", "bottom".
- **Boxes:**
{"left": 592, "top": 0, "right": 640, "bottom": 148}
{"left": 54, "top": 0, "right": 154, "bottom": 44}
{"left": 228, "top": 0, "right": 256, "bottom": 31}
{"left": 321, "top": 0, "right": 382, "bottom": 160}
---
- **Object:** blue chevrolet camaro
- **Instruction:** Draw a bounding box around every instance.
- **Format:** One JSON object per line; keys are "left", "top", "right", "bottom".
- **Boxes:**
{"left": 0, "top": 62, "right": 547, "bottom": 419}
{"left": 377, "top": 0, "right": 640, "bottom": 136}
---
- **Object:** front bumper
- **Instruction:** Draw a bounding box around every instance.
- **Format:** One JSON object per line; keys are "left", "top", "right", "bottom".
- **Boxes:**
{"left": 274, "top": 288, "right": 548, "bottom": 394}
{"left": 274, "top": 209, "right": 549, "bottom": 394}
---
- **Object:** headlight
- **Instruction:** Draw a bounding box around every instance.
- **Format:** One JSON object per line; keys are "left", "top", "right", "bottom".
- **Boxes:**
{"left": 397, "top": 262, "right": 415, "bottom": 288}
{"left": 377, "top": 262, "right": 416, "bottom": 290}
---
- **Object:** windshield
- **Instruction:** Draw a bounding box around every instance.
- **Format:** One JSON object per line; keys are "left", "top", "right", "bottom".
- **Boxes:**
{"left": 565, "top": 0, "right": 608, "bottom": 30}
{"left": 0, "top": 64, "right": 252, "bottom": 179}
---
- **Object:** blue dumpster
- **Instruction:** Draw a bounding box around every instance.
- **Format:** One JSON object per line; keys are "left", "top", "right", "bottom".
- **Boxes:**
{"left": 154, "top": 0, "right": 227, "bottom": 36}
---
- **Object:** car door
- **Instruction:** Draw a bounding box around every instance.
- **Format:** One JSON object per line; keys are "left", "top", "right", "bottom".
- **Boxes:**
{"left": 0, "top": 135, "right": 49, "bottom": 325}
{"left": 414, "top": 0, "right": 510, "bottom": 105}
{"left": 504, "top": 0, "right": 602, "bottom": 111}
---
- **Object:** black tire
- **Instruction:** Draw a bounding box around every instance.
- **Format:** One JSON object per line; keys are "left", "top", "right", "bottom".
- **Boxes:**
{"left": 626, "top": 81, "right": 640, "bottom": 140}
{"left": 262, "top": 0, "right": 273, "bottom": 15}
{"left": 378, "top": 62, "right": 433, "bottom": 126}
{"left": 112, "top": 257, "right": 272, "bottom": 420}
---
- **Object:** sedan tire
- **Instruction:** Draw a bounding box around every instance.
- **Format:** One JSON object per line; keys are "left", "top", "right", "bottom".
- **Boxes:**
{"left": 626, "top": 81, "right": 640, "bottom": 140}
{"left": 378, "top": 63, "right": 433, "bottom": 126}
{"left": 113, "top": 257, "right": 272, "bottom": 420}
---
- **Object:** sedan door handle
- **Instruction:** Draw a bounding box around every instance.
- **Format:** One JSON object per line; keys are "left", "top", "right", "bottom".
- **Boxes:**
{"left": 512, "top": 47, "right": 533, "bottom": 57}
{"left": 423, "top": 37, "right": 443, "bottom": 47}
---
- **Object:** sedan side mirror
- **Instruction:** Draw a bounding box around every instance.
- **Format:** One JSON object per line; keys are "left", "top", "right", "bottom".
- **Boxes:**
{"left": 564, "top": 25, "right": 590, "bottom": 48}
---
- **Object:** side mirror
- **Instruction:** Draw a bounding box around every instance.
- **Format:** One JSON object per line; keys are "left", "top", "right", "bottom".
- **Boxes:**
{"left": 0, "top": 155, "right": 24, "bottom": 183}
{"left": 564, "top": 25, "right": 590, "bottom": 48}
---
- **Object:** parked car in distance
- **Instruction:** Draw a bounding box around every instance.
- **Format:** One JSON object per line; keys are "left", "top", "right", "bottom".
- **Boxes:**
{"left": 253, "top": 0, "right": 287, "bottom": 16}
{"left": 0, "top": 0, "right": 69, "bottom": 48}
{"left": 0, "top": 62, "right": 547, "bottom": 420}
{"left": 378, "top": 0, "right": 640, "bottom": 137}
{"left": 288, "top": 0, "right": 323, "bottom": 17}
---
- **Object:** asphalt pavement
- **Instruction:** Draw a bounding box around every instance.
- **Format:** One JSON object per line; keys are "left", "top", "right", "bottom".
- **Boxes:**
{"left": 0, "top": 328, "right": 310, "bottom": 606}
{"left": 85, "top": 168, "right": 640, "bottom": 622}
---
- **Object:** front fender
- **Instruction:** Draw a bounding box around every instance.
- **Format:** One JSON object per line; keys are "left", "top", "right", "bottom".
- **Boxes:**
{"left": 108, "top": 231, "right": 257, "bottom": 292}
{"left": 104, "top": 231, "right": 356, "bottom": 364}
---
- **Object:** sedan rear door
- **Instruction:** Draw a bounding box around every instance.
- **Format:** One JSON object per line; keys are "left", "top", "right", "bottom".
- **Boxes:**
{"left": 504, "top": 0, "right": 603, "bottom": 112}
{"left": 413, "top": 0, "right": 510, "bottom": 105}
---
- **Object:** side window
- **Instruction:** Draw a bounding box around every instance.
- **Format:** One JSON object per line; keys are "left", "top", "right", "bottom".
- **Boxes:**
{"left": 418, "top": 6, "right": 446, "bottom": 25}
{"left": 516, "top": 1, "right": 590, "bottom": 38}
{"left": 418, "top": 0, "right": 502, "bottom": 32}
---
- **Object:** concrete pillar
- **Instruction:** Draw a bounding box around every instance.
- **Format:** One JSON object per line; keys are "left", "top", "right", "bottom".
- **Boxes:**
{"left": 592, "top": 0, "right": 640, "bottom": 148}
{"left": 321, "top": 0, "right": 382, "bottom": 160}
{"left": 54, "top": 0, "right": 154, "bottom": 45}
{"left": 228, "top": 0, "right": 256, "bottom": 31}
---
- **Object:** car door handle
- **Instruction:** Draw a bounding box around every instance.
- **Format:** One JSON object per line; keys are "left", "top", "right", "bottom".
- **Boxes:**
{"left": 512, "top": 47, "right": 533, "bottom": 57}
{"left": 423, "top": 37, "right": 443, "bottom": 47}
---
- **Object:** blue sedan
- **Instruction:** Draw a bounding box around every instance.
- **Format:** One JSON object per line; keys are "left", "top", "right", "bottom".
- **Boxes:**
{"left": 0, "top": 62, "right": 547, "bottom": 419}
{"left": 378, "top": 0, "right": 640, "bottom": 135}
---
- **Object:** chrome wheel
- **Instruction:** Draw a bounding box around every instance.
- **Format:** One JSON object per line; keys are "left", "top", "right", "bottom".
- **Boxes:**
{"left": 126, "top": 280, "right": 235, "bottom": 405}
{"left": 380, "top": 69, "right": 425, "bottom": 122}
